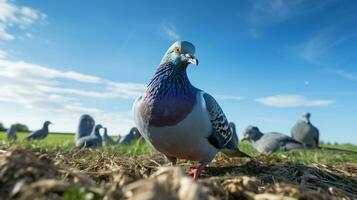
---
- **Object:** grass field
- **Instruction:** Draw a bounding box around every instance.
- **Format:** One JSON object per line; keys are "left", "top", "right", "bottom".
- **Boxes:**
{"left": 0, "top": 131, "right": 357, "bottom": 199}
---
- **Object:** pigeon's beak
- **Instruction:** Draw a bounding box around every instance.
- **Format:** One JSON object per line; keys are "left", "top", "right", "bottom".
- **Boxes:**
{"left": 185, "top": 54, "right": 198, "bottom": 65}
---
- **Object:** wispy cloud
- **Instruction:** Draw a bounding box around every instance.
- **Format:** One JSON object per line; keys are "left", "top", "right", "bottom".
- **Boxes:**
{"left": 329, "top": 69, "right": 357, "bottom": 81}
{"left": 215, "top": 95, "right": 245, "bottom": 101}
{"left": 246, "top": 0, "right": 332, "bottom": 37}
{"left": 256, "top": 95, "right": 334, "bottom": 107}
{"left": 0, "top": 0, "right": 46, "bottom": 40}
{"left": 161, "top": 22, "right": 180, "bottom": 41}
{"left": 291, "top": 30, "right": 353, "bottom": 64}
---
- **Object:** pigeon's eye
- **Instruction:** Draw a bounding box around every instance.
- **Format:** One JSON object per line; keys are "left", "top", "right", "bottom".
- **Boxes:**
{"left": 174, "top": 47, "right": 180, "bottom": 54}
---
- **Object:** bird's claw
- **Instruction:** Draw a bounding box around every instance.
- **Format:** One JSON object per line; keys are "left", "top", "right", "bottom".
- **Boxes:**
{"left": 187, "top": 169, "right": 199, "bottom": 180}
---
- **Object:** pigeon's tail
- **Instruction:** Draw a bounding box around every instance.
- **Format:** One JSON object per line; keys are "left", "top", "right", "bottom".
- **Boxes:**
{"left": 317, "top": 146, "right": 357, "bottom": 154}
{"left": 220, "top": 148, "right": 251, "bottom": 158}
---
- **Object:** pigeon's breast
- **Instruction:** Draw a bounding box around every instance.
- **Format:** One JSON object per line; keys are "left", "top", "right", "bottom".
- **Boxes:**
{"left": 134, "top": 92, "right": 217, "bottom": 162}
{"left": 138, "top": 89, "right": 197, "bottom": 127}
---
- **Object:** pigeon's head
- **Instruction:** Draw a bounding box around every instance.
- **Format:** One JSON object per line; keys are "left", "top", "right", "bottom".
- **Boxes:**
{"left": 161, "top": 41, "right": 198, "bottom": 67}
{"left": 242, "top": 126, "right": 262, "bottom": 142}
{"left": 132, "top": 127, "right": 142, "bottom": 139}
{"left": 44, "top": 121, "right": 52, "bottom": 127}
{"left": 300, "top": 112, "right": 311, "bottom": 123}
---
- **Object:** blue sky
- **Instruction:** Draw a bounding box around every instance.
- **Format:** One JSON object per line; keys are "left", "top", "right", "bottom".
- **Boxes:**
{"left": 0, "top": 0, "right": 356, "bottom": 143}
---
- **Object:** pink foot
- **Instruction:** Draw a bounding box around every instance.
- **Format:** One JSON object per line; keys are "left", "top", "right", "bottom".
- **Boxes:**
{"left": 187, "top": 163, "right": 206, "bottom": 180}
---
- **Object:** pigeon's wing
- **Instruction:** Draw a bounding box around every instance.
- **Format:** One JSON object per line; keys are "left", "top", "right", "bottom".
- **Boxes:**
{"left": 277, "top": 135, "right": 304, "bottom": 151}
{"left": 27, "top": 130, "right": 41, "bottom": 139}
{"left": 203, "top": 93, "right": 236, "bottom": 150}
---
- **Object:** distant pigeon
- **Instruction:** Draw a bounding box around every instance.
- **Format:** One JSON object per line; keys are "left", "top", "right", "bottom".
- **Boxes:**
{"left": 133, "top": 41, "right": 250, "bottom": 179}
{"left": 7, "top": 125, "right": 17, "bottom": 141}
{"left": 291, "top": 112, "right": 319, "bottom": 148}
{"left": 242, "top": 126, "right": 304, "bottom": 153}
{"left": 26, "top": 121, "right": 52, "bottom": 140}
{"left": 119, "top": 127, "right": 142, "bottom": 145}
{"left": 75, "top": 114, "right": 95, "bottom": 141}
{"left": 103, "top": 127, "right": 118, "bottom": 145}
{"left": 76, "top": 124, "right": 103, "bottom": 148}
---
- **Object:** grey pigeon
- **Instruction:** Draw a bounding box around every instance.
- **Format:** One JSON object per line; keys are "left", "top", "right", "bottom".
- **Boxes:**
{"left": 119, "top": 127, "right": 142, "bottom": 145}
{"left": 76, "top": 124, "right": 103, "bottom": 148}
{"left": 7, "top": 125, "right": 17, "bottom": 141}
{"left": 26, "top": 121, "right": 52, "bottom": 140}
{"left": 75, "top": 114, "right": 95, "bottom": 141}
{"left": 133, "top": 41, "right": 249, "bottom": 179}
{"left": 103, "top": 127, "right": 119, "bottom": 145}
{"left": 242, "top": 126, "right": 304, "bottom": 153}
{"left": 291, "top": 112, "right": 319, "bottom": 148}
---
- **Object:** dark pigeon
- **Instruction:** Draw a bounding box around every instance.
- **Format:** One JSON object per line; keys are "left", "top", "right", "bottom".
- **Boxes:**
{"left": 103, "top": 127, "right": 119, "bottom": 145}
{"left": 119, "top": 127, "right": 142, "bottom": 145}
{"left": 26, "top": 121, "right": 52, "bottom": 140}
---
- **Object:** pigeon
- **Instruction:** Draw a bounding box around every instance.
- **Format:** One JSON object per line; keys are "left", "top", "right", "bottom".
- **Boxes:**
{"left": 7, "top": 124, "right": 17, "bottom": 141}
{"left": 119, "top": 127, "right": 142, "bottom": 145}
{"left": 75, "top": 114, "right": 95, "bottom": 141}
{"left": 291, "top": 112, "right": 319, "bottom": 148}
{"left": 26, "top": 121, "right": 52, "bottom": 140}
{"left": 133, "top": 41, "right": 250, "bottom": 179}
{"left": 242, "top": 126, "right": 304, "bottom": 153}
{"left": 76, "top": 124, "right": 103, "bottom": 148}
{"left": 103, "top": 127, "right": 119, "bottom": 145}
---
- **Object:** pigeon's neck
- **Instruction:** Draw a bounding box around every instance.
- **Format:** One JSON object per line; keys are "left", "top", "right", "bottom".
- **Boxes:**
{"left": 141, "top": 62, "right": 197, "bottom": 127}
{"left": 95, "top": 130, "right": 101, "bottom": 138}
{"left": 43, "top": 125, "right": 49, "bottom": 131}
{"left": 146, "top": 62, "right": 194, "bottom": 96}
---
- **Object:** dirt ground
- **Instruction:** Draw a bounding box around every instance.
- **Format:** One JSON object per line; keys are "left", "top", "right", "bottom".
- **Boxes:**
{"left": 0, "top": 145, "right": 356, "bottom": 200}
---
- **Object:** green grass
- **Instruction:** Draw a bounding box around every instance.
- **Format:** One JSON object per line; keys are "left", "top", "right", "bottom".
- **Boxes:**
{"left": 0, "top": 131, "right": 356, "bottom": 164}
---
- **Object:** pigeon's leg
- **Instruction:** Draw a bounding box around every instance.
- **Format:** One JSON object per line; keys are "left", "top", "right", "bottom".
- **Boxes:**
{"left": 188, "top": 163, "right": 206, "bottom": 180}
{"left": 166, "top": 156, "right": 177, "bottom": 166}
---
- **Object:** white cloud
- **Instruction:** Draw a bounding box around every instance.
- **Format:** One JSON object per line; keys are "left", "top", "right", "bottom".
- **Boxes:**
{"left": 256, "top": 95, "right": 334, "bottom": 107}
{"left": 0, "top": 0, "right": 46, "bottom": 40}
{"left": 0, "top": 56, "right": 146, "bottom": 134}
{"left": 0, "top": 60, "right": 102, "bottom": 83}
{"left": 215, "top": 95, "right": 245, "bottom": 100}
{"left": 0, "top": 49, "right": 6, "bottom": 58}
{"left": 162, "top": 22, "right": 180, "bottom": 41}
